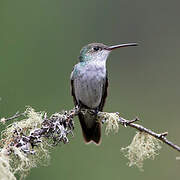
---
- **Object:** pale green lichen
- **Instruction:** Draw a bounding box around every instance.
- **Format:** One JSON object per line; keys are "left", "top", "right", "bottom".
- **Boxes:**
{"left": 1, "top": 107, "right": 43, "bottom": 139}
{"left": 98, "top": 112, "right": 119, "bottom": 135}
{"left": 121, "top": 131, "right": 161, "bottom": 170}
{"left": 0, "top": 107, "right": 50, "bottom": 180}
{"left": 0, "top": 148, "right": 16, "bottom": 180}
{"left": 0, "top": 117, "right": 6, "bottom": 124}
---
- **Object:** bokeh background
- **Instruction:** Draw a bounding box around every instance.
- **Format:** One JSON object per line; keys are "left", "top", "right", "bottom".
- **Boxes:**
{"left": 1, "top": 0, "right": 180, "bottom": 179}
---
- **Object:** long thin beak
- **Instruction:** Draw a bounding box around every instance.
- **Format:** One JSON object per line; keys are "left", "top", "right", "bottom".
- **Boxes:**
{"left": 106, "top": 43, "right": 138, "bottom": 51}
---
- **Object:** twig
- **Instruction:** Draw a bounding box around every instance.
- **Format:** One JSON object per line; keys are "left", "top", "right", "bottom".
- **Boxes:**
{"left": 0, "top": 111, "right": 25, "bottom": 124}
{"left": 118, "top": 116, "right": 180, "bottom": 152}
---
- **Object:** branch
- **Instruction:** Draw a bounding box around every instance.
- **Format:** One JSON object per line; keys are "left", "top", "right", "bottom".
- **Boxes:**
{"left": 0, "top": 107, "right": 180, "bottom": 179}
{"left": 0, "top": 107, "right": 78, "bottom": 180}
{"left": 0, "top": 111, "right": 25, "bottom": 124}
{"left": 117, "top": 116, "right": 180, "bottom": 152}
{"left": 98, "top": 112, "right": 180, "bottom": 152}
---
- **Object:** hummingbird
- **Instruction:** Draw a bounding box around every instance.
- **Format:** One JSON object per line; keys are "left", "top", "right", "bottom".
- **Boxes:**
{"left": 71, "top": 42, "right": 138, "bottom": 144}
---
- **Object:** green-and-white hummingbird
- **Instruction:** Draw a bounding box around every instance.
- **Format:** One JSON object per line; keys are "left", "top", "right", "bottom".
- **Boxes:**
{"left": 71, "top": 42, "right": 138, "bottom": 144}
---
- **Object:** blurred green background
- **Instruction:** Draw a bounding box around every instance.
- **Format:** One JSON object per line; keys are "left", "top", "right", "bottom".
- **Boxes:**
{"left": 1, "top": 0, "right": 180, "bottom": 179}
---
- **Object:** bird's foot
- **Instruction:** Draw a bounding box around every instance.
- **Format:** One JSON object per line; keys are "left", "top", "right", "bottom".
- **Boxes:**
{"left": 89, "top": 108, "right": 99, "bottom": 115}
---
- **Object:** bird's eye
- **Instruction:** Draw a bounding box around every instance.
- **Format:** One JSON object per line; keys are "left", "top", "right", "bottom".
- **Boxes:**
{"left": 93, "top": 46, "right": 101, "bottom": 51}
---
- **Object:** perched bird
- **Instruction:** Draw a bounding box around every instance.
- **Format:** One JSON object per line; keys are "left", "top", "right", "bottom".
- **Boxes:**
{"left": 71, "top": 42, "right": 137, "bottom": 144}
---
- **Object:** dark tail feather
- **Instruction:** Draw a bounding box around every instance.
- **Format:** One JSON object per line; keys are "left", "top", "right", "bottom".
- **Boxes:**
{"left": 78, "top": 112, "right": 101, "bottom": 145}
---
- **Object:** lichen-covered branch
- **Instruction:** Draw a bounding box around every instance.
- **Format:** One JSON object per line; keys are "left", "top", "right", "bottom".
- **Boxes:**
{"left": 0, "top": 107, "right": 78, "bottom": 180}
{"left": 118, "top": 116, "right": 180, "bottom": 152}
{"left": 0, "top": 108, "right": 180, "bottom": 179}
{"left": 98, "top": 112, "right": 180, "bottom": 152}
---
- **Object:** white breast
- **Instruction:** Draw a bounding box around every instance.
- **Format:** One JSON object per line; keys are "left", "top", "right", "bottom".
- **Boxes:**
{"left": 74, "top": 61, "right": 106, "bottom": 109}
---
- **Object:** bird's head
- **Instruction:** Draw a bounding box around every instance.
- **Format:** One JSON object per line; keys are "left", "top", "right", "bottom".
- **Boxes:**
{"left": 79, "top": 42, "right": 138, "bottom": 62}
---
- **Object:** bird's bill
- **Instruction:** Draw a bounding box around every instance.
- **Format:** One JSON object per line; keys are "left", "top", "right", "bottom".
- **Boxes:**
{"left": 106, "top": 43, "right": 138, "bottom": 50}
